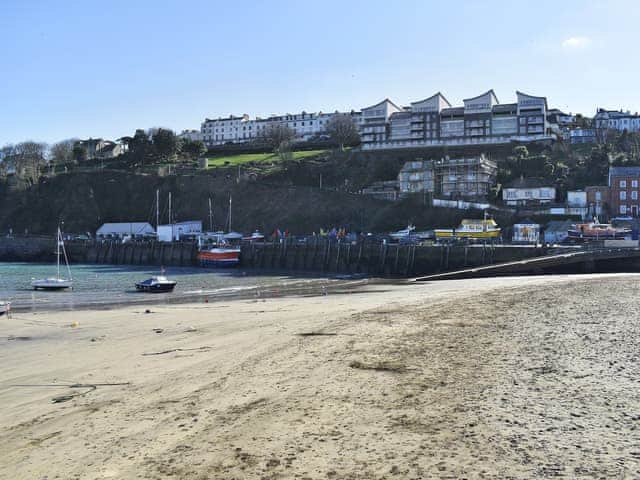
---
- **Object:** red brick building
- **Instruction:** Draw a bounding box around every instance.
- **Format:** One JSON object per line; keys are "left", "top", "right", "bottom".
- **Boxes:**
{"left": 608, "top": 167, "right": 640, "bottom": 217}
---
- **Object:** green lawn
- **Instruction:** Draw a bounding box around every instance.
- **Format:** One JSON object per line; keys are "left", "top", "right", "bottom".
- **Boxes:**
{"left": 207, "top": 149, "right": 326, "bottom": 168}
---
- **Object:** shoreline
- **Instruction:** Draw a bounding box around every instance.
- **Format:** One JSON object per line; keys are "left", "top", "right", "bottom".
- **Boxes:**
{"left": 1, "top": 273, "right": 638, "bottom": 478}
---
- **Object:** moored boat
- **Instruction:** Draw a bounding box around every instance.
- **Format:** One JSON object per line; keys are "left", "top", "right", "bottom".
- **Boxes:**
{"left": 32, "top": 227, "right": 73, "bottom": 291}
{"left": 242, "top": 230, "right": 265, "bottom": 242}
{"left": 0, "top": 302, "right": 10, "bottom": 317}
{"left": 435, "top": 219, "right": 501, "bottom": 240}
{"left": 567, "top": 221, "right": 630, "bottom": 241}
{"left": 135, "top": 276, "right": 177, "bottom": 293}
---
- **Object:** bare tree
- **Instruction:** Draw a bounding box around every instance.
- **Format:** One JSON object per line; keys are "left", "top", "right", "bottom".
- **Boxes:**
{"left": 50, "top": 138, "right": 78, "bottom": 164}
{"left": 326, "top": 114, "right": 360, "bottom": 151}
{"left": 262, "top": 123, "right": 297, "bottom": 159}
{"left": 13, "top": 141, "right": 47, "bottom": 184}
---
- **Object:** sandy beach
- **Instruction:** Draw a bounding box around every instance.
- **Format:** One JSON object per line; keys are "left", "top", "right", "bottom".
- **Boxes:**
{"left": 1, "top": 274, "right": 639, "bottom": 479}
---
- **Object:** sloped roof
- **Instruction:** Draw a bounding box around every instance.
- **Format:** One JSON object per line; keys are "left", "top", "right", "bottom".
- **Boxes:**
{"left": 410, "top": 92, "right": 452, "bottom": 108}
{"left": 361, "top": 98, "right": 403, "bottom": 112}
{"left": 464, "top": 89, "right": 499, "bottom": 104}
{"left": 505, "top": 177, "right": 553, "bottom": 189}
{"left": 96, "top": 222, "right": 155, "bottom": 235}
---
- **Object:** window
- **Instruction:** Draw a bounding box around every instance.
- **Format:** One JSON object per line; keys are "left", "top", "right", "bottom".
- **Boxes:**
{"left": 620, "top": 180, "right": 627, "bottom": 188}
{"left": 633, "top": 191, "right": 638, "bottom": 200}
{"left": 620, "top": 205, "right": 627, "bottom": 214}
{"left": 633, "top": 180, "right": 638, "bottom": 188}
{"left": 595, "top": 191, "right": 602, "bottom": 201}
{"left": 620, "top": 191, "right": 627, "bottom": 200}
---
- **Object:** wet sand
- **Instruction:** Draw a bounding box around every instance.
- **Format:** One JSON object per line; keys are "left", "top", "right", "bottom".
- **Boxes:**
{"left": 0, "top": 274, "right": 639, "bottom": 479}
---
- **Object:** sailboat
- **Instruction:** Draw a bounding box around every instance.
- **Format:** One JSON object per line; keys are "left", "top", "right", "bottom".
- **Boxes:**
{"left": 197, "top": 195, "right": 241, "bottom": 268}
{"left": 32, "top": 227, "right": 73, "bottom": 290}
{"left": 0, "top": 301, "right": 10, "bottom": 317}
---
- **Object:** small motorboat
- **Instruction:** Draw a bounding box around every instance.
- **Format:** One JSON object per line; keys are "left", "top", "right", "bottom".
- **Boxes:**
{"left": 0, "top": 302, "right": 10, "bottom": 317}
{"left": 135, "top": 276, "right": 177, "bottom": 293}
{"left": 242, "top": 230, "right": 265, "bottom": 242}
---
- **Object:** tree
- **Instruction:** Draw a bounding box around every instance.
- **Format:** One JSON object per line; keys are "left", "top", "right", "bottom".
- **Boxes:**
{"left": 326, "top": 114, "right": 360, "bottom": 151}
{"left": 129, "top": 129, "right": 152, "bottom": 164}
{"left": 262, "top": 124, "right": 296, "bottom": 159}
{"left": 181, "top": 138, "right": 206, "bottom": 159}
{"left": 72, "top": 143, "right": 88, "bottom": 163}
{"left": 152, "top": 128, "right": 179, "bottom": 162}
{"left": 50, "top": 139, "right": 78, "bottom": 164}
{"left": 12, "top": 141, "right": 47, "bottom": 184}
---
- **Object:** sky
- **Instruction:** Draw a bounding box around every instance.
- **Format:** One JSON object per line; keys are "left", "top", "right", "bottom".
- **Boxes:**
{"left": 1, "top": 0, "right": 638, "bottom": 145}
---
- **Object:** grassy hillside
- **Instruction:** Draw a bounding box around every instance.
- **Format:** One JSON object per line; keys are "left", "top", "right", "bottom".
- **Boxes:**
{"left": 207, "top": 150, "right": 327, "bottom": 168}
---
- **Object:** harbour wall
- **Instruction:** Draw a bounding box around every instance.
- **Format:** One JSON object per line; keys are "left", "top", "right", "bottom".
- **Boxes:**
{"left": 0, "top": 236, "right": 552, "bottom": 276}
{"left": 239, "top": 240, "right": 549, "bottom": 276}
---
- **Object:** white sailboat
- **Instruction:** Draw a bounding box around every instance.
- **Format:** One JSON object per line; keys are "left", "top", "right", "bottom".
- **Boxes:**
{"left": 32, "top": 227, "right": 73, "bottom": 290}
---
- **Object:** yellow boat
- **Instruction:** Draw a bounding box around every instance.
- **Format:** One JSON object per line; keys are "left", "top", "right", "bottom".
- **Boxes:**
{"left": 434, "top": 219, "right": 501, "bottom": 239}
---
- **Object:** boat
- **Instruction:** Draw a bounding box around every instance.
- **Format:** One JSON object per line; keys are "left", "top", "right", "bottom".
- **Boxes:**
{"left": 567, "top": 220, "right": 630, "bottom": 242}
{"left": 0, "top": 302, "right": 10, "bottom": 317}
{"left": 242, "top": 230, "right": 265, "bottom": 242}
{"left": 434, "top": 218, "right": 501, "bottom": 240}
{"left": 197, "top": 195, "right": 241, "bottom": 268}
{"left": 32, "top": 227, "right": 73, "bottom": 290}
{"left": 390, "top": 225, "right": 415, "bottom": 239}
{"left": 135, "top": 275, "right": 177, "bottom": 293}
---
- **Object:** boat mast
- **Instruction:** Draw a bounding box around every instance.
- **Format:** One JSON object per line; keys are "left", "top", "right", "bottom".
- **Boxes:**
{"left": 228, "top": 194, "right": 232, "bottom": 232}
{"left": 209, "top": 197, "right": 213, "bottom": 231}
{"left": 56, "top": 227, "right": 61, "bottom": 279}
{"left": 168, "top": 192, "right": 173, "bottom": 241}
{"left": 156, "top": 189, "right": 160, "bottom": 230}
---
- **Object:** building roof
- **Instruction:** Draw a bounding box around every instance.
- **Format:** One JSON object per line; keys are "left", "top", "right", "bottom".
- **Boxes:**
{"left": 361, "top": 98, "right": 403, "bottom": 113}
{"left": 505, "top": 177, "right": 553, "bottom": 189}
{"left": 516, "top": 91, "right": 549, "bottom": 110}
{"left": 410, "top": 92, "right": 452, "bottom": 108}
{"left": 609, "top": 166, "right": 640, "bottom": 179}
{"left": 96, "top": 222, "right": 155, "bottom": 235}
{"left": 463, "top": 89, "right": 499, "bottom": 105}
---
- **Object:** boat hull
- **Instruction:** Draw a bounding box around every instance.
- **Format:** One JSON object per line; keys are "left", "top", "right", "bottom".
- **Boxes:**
{"left": 434, "top": 229, "right": 501, "bottom": 239}
{"left": 135, "top": 283, "right": 176, "bottom": 293}
{"left": 31, "top": 279, "right": 73, "bottom": 290}
{"left": 198, "top": 249, "right": 241, "bottom": 268}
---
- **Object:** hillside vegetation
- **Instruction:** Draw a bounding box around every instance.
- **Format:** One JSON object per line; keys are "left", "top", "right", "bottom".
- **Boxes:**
{"left": 1, "top": 132, "right": 638, "bottom": 235}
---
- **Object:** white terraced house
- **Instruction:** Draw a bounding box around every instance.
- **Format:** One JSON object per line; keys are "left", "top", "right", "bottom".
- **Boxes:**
{"left": 201, "top": 111, "right": 362, "bottom": 147}
{"left": 594, "top": 108, "right": 640, "bottom": 132}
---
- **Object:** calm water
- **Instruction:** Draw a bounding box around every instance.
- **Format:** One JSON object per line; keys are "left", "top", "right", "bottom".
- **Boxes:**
{"left": 0, "top": 263, "right": 363, "bottom": 311}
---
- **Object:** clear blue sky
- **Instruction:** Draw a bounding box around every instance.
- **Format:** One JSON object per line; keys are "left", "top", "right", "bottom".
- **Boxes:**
{"left": 1, "top": 0, "right": 638, "bottom": 145}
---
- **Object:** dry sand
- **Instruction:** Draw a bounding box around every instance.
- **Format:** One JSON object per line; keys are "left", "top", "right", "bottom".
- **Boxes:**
{"left": 1, "top": 274, "right": 639, "bottom": 479}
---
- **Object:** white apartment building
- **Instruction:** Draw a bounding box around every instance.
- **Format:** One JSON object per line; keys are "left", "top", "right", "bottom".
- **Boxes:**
{"left": 201, "top": 111, "right": 362, "bottom": 147}
{"left": 594, "top": 108, "right": 640, "bottom": 132}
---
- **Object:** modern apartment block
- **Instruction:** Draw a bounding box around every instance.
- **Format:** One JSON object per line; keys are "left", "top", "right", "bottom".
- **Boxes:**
{"left": 594, "top": 109, "right": 640, "bottom": 132}
{"left": 201, "top": 111, "right": 361, "bottom": 147}
{"left": 363, "top": 90, "right": 557, "bottom": 150}
{"left": 398, "top": 154, "right": 497, "bottom": 200}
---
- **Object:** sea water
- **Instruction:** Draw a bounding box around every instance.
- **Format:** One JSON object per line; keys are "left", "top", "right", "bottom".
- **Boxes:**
{"left": 0, "top": 263, "right": 363, "bottom": 311}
